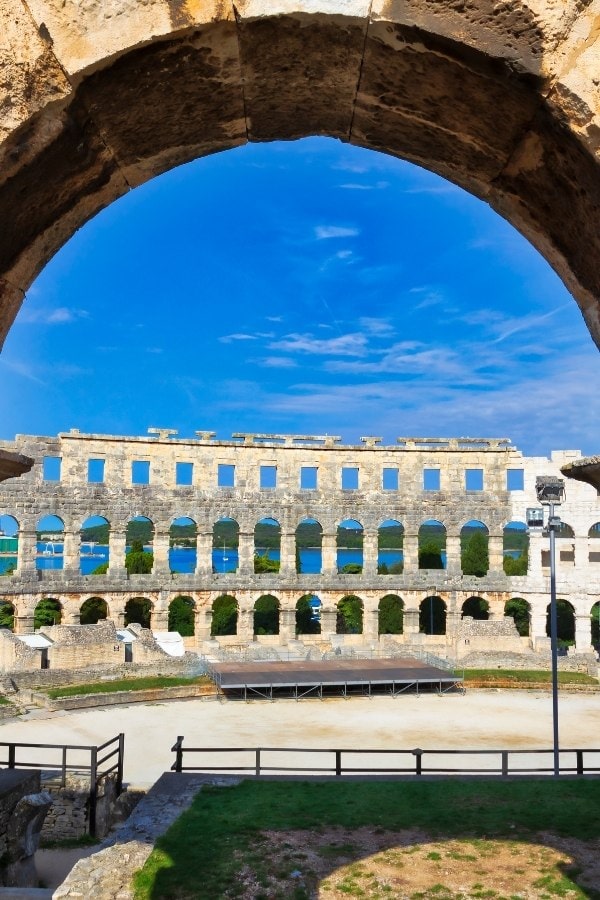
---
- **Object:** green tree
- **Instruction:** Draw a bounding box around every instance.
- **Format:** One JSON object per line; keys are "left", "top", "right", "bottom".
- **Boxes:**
{"left": 461, "top": 531, "right": 489, "bottom": 577}
{"left": 126, "top": 541, "right": 154, "bottom": 574}
{"left": 336, "top": 595, "right": 363, "bottom": 634}
{"left": 211, "top": 595, "right": 238, "bottom": 636}
{"left": 418, "top": 540, "right": 444, "bottom": 569}
{"left": 253, "top": 595, "right": 279, "bottom": 635}
{"left": 546, "top": 599, "right": 575, "bottom": 647}
{"left": 378, "top": 595, "right": 403, "bottom": 634}
{"left": 505, "top": 598, "right": 530, "bottom": 636}
{"left": 168, "top": 596, "right": 195, "bottom": 636}
{"left": 503, "top": 552, "right": 528, "bottom": 575}
{"left": 34, "top": 598, "right": 61, "bottom": 629}
{"left": 91, "top": 562, "right": 109, "bottom": 575}
{"left": 124, "top": 598, "right": 151, "bottom": 628}
{"left": 340, "top": 562, "right": 362, "bottom": 574}
{"left": 0, "top": 602, "right": 14, "bottom": 630}
{"left": 295, "top": 595, "right": 320, "bottom": 635}
{"left": 79, "top": 597, "right": 107, "bottom": 624}
{"left": 253, "top": 553, "right": 279, "bottom": 573}
{"left": 419, "top": 597, "right": 446, "bottom": 634}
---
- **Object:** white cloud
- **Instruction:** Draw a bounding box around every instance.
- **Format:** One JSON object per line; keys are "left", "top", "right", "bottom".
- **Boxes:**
{"left": 268, "top": 332, "right": 368, "bottom": 357}
{"left": 0, "top": 357, "right": 43, "bottom": 384}
{"left": 19, "top": 306, "right": 89, "bottom": 325}
{"left": 314, "top": 225, "right": 359, "bottom": 240}
{"left": 218, "top": 333, "right": 258, "bottom": 344}
{"left": 358, "top": 317, "right": 395, "bottom": 336}
{"left": 257, "top": 357, "right": 298, "bottom": 369}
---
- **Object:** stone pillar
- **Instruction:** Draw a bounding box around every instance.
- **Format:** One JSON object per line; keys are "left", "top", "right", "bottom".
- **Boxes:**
{"left": 403, "top": 533, "right": 418, "bottom": 573}
{"left": 195, "top": 531, "right": 212, "bottom": 576}
{"left": 62, "top": 530, "right": 79, "bottom": 575}
{"left": 362, "top": 531, "right": 378, "bottom": 576}
{"left": 112, "top": 609, "right": 126, "bottom": 628}
{"left": 488, "top": 598, "right": 505, "bottom": 620}
{"left": 108, "top": 529, "right": 127, "bottom": 577}
{"left": 238, "top": 607, "right": 254, "bottom": 640}
{"left": 16, "top": 530, "right": 37, "bottom": 576}
{"left": 364, "top": 607, "right": 379, "bottom": 642}
{"left": 279, "top": 532, "right": 296, "bottom": 576}
{"left": 14, "top": 615, "right": 34, "bottom": 634}
{"left": 237, "top": 533, "right": 254, "bottom": 576}
{"left": 321, "top": 532, "right": 336, "bottom": 576}
{"left": 320, "top": 607, "right": 337, "bottom": 639}
{"left": 403, "top": 608, "right": 420, "bottom": 636}
{"left": 574, "top": 536, "right": 588, "bottom": 570}
{"left": 488, "top": 534, "right": 504, "bottom": 574}
{"left": 62, "top": 606, "right": 80, "bottom": 626}
{"left": 198, "top": 608, "right": 212, "bottom": 641}
{"left": 280, "top": 608, "right": 296, "bottom": 643}
{"left": 574, "top": 613, "right": 593, "bottom": 653}
{"left": 446, "top": 609, "right": 461, "bottom": 636}
{"left": 528, "top": 532, "right": 545, "bottom": 580}
{"left": 153, "top": 530, "right": 170, "bottom": 575}
{"left": 530, "top": 603, "right": 548, "bottom": 646}
{"left": 445, "top": 535, "right": 461, "bottom": 574}
{"left": 151, "top": 608, "right": 168, "bottom": 630}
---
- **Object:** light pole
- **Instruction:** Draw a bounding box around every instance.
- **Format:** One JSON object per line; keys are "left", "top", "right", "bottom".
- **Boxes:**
{"left": 532, "top": 476, "right": 566, "bottom": 777}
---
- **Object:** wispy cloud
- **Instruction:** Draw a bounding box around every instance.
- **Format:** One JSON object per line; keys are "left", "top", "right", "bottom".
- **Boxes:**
{"left": 0, "top": 357, "right": 44, "bottom": 384}
{"left": 358, "top": 317, "right": 395, "bottom": 336}
{"left": 219, "top": 333, "right": 258, "bottom": 344}
{"left": 256, "top": 357, "right": 298, "bottom": 369}
{"left": 314, "top": 225, "right": 359, "bottom": 240}
{"left": 269, "top": 332, "right": 368, "bottom": 357}
{"left": 339, "top": 181, "right": 389, "bottom": 191}
{"left": 19, "top": 306, "right": 89, "bottom": 325}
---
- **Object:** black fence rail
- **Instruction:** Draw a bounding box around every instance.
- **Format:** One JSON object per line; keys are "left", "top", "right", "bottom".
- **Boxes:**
{"left": 171, "top": 739, "right": 600, "bottom": 778}
{"left": 0, "top": 733, "right": 124, "bottom": 836}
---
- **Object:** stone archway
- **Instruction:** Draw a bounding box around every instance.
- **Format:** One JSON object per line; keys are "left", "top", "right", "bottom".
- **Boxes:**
{"left": 1, "top": 2, "right": 599, "bottom": 351}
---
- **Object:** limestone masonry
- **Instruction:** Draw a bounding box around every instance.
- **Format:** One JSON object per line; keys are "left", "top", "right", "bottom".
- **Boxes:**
{"left": 0, "top": 429, "right": 598, "bottom": 665}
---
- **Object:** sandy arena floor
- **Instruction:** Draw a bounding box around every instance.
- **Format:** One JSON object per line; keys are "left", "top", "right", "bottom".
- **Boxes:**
{"left": 3, "top": 690, "right": 600, "bottom": 785}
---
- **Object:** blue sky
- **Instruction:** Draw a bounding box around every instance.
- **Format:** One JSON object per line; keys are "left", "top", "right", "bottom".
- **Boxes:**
{"left": 1, "top": 136, "right": 598, "bottom": 458}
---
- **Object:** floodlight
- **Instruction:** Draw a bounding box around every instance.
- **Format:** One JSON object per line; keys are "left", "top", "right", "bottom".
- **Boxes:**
{"left": 535, "top": 476, "right": 565, "bottom": 506}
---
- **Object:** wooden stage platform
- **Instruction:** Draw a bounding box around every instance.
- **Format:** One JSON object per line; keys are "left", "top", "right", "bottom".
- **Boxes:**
{"left": 209, "top": 657, "right": 463, "bottom": 700}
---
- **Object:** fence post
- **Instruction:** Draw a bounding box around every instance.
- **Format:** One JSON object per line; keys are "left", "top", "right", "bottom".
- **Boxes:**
{"left": 335, "top": 750, "right": 342, "bottom": 777}
{"left": 501, "top": 751, "right": 508, "bottom": 777}
{"left": 8, "top": 744, "right": 15, "bottom": 770}
{"left": 61, "top": 746, "right": 67, "bottom": 787}
{"left": 117, "top": 733, "right": 125, "bottom": 793}
{"left": 576, "top": 750, "right": 584, "bottom": 776}
{"left": 255, "top": 749, "right": 261, "bottom": 777}
{"left": 413, "top": 748, "right": 422, "bottom": 776}
{"left": 172, "top": 736, "right": 184, "bottom": 773}
{"left": 89, "top": 746, "right": 98, "bottom": 839}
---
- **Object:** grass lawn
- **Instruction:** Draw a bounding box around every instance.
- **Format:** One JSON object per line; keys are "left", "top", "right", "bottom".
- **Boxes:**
{"left": 460, "top": 669, "right": 598, "bottom": 686}
{"left": 43, "top": 674, "right": 212, "bottom": 699}
{"left": 133, "top": 779, "right": 600, "bottom": 899}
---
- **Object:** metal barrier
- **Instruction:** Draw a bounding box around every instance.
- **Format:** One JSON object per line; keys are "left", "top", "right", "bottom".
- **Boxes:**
{"left": 170, "top": 739, "right": 600, "bottom": 778}
{"left": 0, "top": 734, "right": 124, "bottom": 836}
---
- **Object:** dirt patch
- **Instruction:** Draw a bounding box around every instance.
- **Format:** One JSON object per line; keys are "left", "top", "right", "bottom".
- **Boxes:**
{"left": 229, "top": 827, "right": 600, "bottom": 899}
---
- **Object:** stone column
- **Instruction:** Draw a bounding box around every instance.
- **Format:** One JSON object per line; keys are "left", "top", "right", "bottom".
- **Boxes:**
{"left": 530, "top": 599, "right": 548, "bottom": 647}
{"left": 237, "top": 532, "right": 254, "bottom": 576}
{"left": 445, "top": 609, "right": 461, "bottom": 636}
{"left": 16, "top": 530, "right": 37, "bottom": 576}
{"left": 488, "top": 534, "right": 504, "bottom": 574}
{"left": 320, "top": 607, "right": 337, "bottom": 639}
{"left": 238, "top": 607, "right": 254, "bottom": 640}
{"left": 574, "top": 536, "right": 588, "bottom": 571}
{"left": 62, "top": 605, "right": 80, "bottom": 625}
{"left": 112, "top": 609, "right": 126, "bottom": 628}
{"left": 445, "top": 535, "right": 461, "bottom": 574}
{"left": 363, "top": 607, "right": 379, "bottom": 642}
{"left": 279, "top": 608, "right": 296, "bottom": 643}
{"left": 62, "top": 530, "right": 79, "bottom": 575}
{"left": 362, "top": 531, "right": 378, "bottom": 576}
{"left": 279, "top": 532, "right": 296, "bottom": 576}
{"left": 195, "top": 531, "right": 213, "bottom": 576}
{"left": 108, "top": 529, "right": 127, "bottom": 577}
{"left": 403, "top": 533, "right": 419, "bottom": 573}
{"left": 153, "top": 530, "right": 170, "bottom": 576}
{"left": 14, "top": 614, "right": 34, "bottom": 634}
{"left": 151, "top": 608, "right": 168, "bottom": 631}
{"left": 321, "top": 532, "right": 337, "bottom": 576}
{"left": 528, "top": 532, "right": 545, "bottom": 580}
{"left": 197, "top": 608, "right": 212, "bottom": 641}
{"left": 487, "top": 598, "right": 505, "bottom": 620}
{"left": 574, "top": 613, "right": 593, "bottom": 653}
{"left": 403, "top": 608, "right": 420, "bottom": 636}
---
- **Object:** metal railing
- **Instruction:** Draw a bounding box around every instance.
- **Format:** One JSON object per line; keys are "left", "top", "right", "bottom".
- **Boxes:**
{"left": 170, "top": 739, "right": 600, "bottom": 778}
{"left": 0, "top": 733, "right": 124, "bottom": 836}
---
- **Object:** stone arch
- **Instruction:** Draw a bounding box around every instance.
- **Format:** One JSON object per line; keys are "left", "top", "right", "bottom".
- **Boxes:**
{"left": 337, "top": 519, "right": 363, "bottom": 574}
{"left": 254, "top": 594, "right": 280, "bottom": 635}
{"left": 213, "top": 517, "right": 239, "bottom": 574}
{"left": 168, "top": 595, "right": 195, "bottom": 636}
{"left": 336, "top": 595, "right": 363, "bottom": 635}
{"left": 461, "top": 595, "right": 489, "bottom": 620}
{"left": 503, "top": 520, "right": 529, "bottom": 575}
{"left": 505, "top": 597, "right": 531, "bottom": 637}
{"left": 80, "top": 515, "right": 110, "bottom": 575}
{"left": 125, "top": 516, "right": 154, "bottom": 573}
{"left": 254, "top": 518, "right": 280, "bottom": 573}
{"left": 591, "top": 600, "right": 600, "bottom": 650}
{"left": 211, "top": 594, "right": 238, "bottom": 637}
{"left": 36, "top": 514, "right": 64, "bottom": 571}
{"left": 124, "top": 596, "right": 153, "bottom": 628}
{"left": 460, "top": 520, "right": 489, "bottom": 577}
{"left": 79, "top": 596, "right": 108, "bottom": 624}
{"left": 588, "top": 522, "right": 600, "bottom": 538}
{"left": 418, "top": 520, "right": 446, "bottom": 570}
{"left": 296, "top": 594, "right": 321, "bottom": 635}
{"left": 1, "top": 5, "right": 600, "bottom": 354}
{"left": 34, "top": 597, "right": 62, "bottom": 629}
{"left": 378, "top": 594, "right": 404, "bottom": 635}
{"left": 546, "top": 598, "right": 575, "bottom": 647}
{"left": 419, "top": 596, "right": 446, "bottom": 635}
{"left": 295, "top": 518, "right": 322, "bottom": 574}
{"left": 0, "top": 514, "right": 18, "bottom": 575}
{"left": 377, "top": 520, "right": 403, "bottom": 574}
{"left": 169, "top": 516, "right": 197, "bottom": 574}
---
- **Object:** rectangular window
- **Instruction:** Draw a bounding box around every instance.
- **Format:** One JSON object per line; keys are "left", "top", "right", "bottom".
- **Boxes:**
{"left": 43, "top": 456, "right": 61, "bottom": 482}
{"left": 218, "top": 463, "right": 235, "bottom": 488}
{"left": 88, "top": 458, "right": 105, "bottom": 484}
{"left": 342, "top": 466, "right": 359, "bottom": 490}
{"left": 131, "top": 460, "right": 150, "bottom": 485}
{"left": 176, "top": 462, "right": 193, "bottom": 486}
{"left": 423, "top": 468, "right": 440, "bottom": 491}
{"left": 300, "top": 466, "right": 318, "bottom": 490}
{"left": 465, "top": 468, "right": 484, "bottom": 491}
{"left": 382, "top": 467, "right": 399, "bottom": 491}
{"left": 506, "top": 468, "right": 524, "bottom": 491}
{"left": 260, "top": 465, "right": 277, "bottom": 489}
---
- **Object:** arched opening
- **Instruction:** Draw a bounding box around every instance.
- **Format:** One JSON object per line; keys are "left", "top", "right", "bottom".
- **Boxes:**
{"left": 34, "top": 597, "right": 62, "bottom": 629}
{"left": 377, "top": 521, "right": 403, "bottom": 574}
{"left": 80, "top": 597, "right": 108, "bottom": 624}
{"left": 213, "top": 518, "right": 239, "bottom": 574}
{"left": 296, "top": 594, "right": 321, "bottom": 635}
{"left": 336, "top": 595, "right": 363, "bottom": 634}
{"left": 0, "top": 601, "right": 15, "bottom": 631}
{"left": 418, "top": 521, "right": 446, "bottom": 570}
{"left": 378, "top": 595, "right": 404, "bottom": 635}
{"left": 419, "top": 596, "right": 446, "bottom": 635}
{"left": 169, "top": 517, "right": 197, "bottom": 574}
{"left": 505, "top": 597, "right": 531, "bottom": 637}
{"left": 295, "top": 519, "right": 322, "bottom": 574}
{"left": 503, "top": 521, "right": 529, "bottom": 575}
{"left": 211, "top": 595, "right": 238, "bottom": 636}
{"left": 591, "top": 601, "right": 600, "bottom": 651}
{"left": 461, "top": 596, "right": 489, "bottom": 620}
{"left": 125, "top": 517, "right": 154, "bottom": 573}
{"left": 80, "top": 515, "right": 110, "bottom": 575}
{"left": 460, "top": 521, "right": 489, "bottom": 577}
{"left": 337, "top": 520, "right": 363, "bottom": 574}
{"left": 546, "top": 599, "right": 575, "bottom": 649}
{"left": 124, "top": 597, "right": 152, "bottom": 629}
{"left": 168, "top": 595, "right": 195, "bottom": 636}
{"left": 254, "top": 519, "right": 280, "bottom": 573}
{"left": 254, "top": 595, "right": 280, "bottom": 635}
{"left": 588, "top": 523, "right": 600, "bottom": 566}
{"left": 0, "top": 515, "right": 18, "bottom": 576}
{"left": 36, "top": 515, "right": 64, "bottom": 571}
